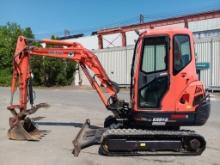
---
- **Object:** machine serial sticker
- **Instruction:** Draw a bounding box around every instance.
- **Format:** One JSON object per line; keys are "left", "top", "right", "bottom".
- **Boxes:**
{"left": 48, "top": 51, "right": 63, "bottom": 55}
{"left": 152, "top": 122, "right": 166, "bottom": 126}
{"left": 152, "top": 118, "right": 168, "bottom": 125}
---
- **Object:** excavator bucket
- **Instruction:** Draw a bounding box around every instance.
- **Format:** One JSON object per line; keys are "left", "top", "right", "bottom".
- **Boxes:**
{"left": 7, "top": 103, "right": 50, "bottom": 141}
{"left": 8, "top": 117, "right": 47, "bottom": 141}
{"left": 72, "top": 119, "right": 106, "bottom": 156}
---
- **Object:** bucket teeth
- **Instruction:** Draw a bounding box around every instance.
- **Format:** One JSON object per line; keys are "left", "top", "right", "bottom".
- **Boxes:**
{"left": 8, "top": 117, "right": 47, "bottom": 141}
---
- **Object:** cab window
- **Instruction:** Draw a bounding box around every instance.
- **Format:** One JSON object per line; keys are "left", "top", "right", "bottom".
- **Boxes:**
{"left": 173, "top": 35, "right": 191, "bottom": 75}
{"left": 141, "top": 37, "right": 168, "bottom": 73}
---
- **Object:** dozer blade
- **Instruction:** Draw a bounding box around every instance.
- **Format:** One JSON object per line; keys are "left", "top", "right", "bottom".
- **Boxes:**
{"left": 8, "top": 117, "right": 48, "bottom": 141}
{"left": 72, "top": 119, "right": 106, "bottom": 157}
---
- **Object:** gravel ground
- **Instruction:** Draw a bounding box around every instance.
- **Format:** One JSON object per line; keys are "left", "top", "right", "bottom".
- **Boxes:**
{"left": 0, "top": 87, "right": 219, "bottom": 165}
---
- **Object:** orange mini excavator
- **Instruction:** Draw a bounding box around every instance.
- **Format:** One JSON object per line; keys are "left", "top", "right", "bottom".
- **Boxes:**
{"left": 7, "top": 28, "right": 210, "bottom": 156}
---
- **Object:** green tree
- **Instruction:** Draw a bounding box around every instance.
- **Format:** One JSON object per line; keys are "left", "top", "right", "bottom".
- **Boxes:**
{"left": 40, "top": 35, "right": 76, "bottom": 86}
{"left": 23, "top": 27, "right": 34, "bottom": 39}
{"left": 0, "top": 23, "right": 33, "bottom": 85}
{"left": 0, "top": 22, "right": 76, "bottom": 86}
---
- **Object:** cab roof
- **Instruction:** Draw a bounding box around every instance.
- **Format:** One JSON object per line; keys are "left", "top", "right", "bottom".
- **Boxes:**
{"left": 140, "top": 28, "right": 192, "bottom": 37}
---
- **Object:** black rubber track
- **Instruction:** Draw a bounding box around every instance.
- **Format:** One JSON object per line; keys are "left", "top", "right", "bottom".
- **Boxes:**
{"left": 99, "top": 129, "right": 206, "bottom": 156}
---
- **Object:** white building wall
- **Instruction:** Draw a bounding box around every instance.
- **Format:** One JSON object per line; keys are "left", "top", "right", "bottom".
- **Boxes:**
{"left": 195, "top": 39, "right": 212, "bottom": 87}
{"left": 189, "top": 17, "right": 220, "bottom": 32}
{"left": 212, "top": 39, "right": 220, "bottom": 86}
{"left": 102, "top": 33, "right": 122, "bottom": 48}
{"left": 126, "top": 31, "right": 139, "bottom": 46}
{"left": 64, "top": 35, "right": 98, "bottom": 50}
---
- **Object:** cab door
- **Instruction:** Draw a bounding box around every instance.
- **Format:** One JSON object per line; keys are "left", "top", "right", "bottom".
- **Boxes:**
{"left": 137, "top": 36, "right": 169, "bottom": 110}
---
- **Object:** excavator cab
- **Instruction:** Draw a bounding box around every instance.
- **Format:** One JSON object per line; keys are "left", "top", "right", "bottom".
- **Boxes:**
{"left": 130, "top": 28, "right": 210, "bottom": 127}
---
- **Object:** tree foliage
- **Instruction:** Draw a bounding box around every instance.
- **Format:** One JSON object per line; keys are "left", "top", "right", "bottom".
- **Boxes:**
{"left": 0, "top": 22, "right": 76, "bottom": 86}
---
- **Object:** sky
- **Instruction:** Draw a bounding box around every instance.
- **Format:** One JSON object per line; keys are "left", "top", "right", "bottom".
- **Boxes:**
{"left": 0, "top": 0, "right": 220, "bottom": 39}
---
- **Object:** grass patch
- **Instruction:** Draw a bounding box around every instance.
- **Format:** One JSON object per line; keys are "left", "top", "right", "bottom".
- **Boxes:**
{"left": 0, "top": 69, "right": 11, "bottom": 86}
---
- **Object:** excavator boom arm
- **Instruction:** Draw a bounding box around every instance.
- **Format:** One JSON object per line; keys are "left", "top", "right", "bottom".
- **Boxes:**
{"left": 10, "top": 36, "right": 121, "bottom": 113}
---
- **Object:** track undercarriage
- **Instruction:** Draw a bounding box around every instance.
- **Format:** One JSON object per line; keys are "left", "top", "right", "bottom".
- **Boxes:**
{"left": 72, "top": 119, "right": 206, "bottom": 156}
